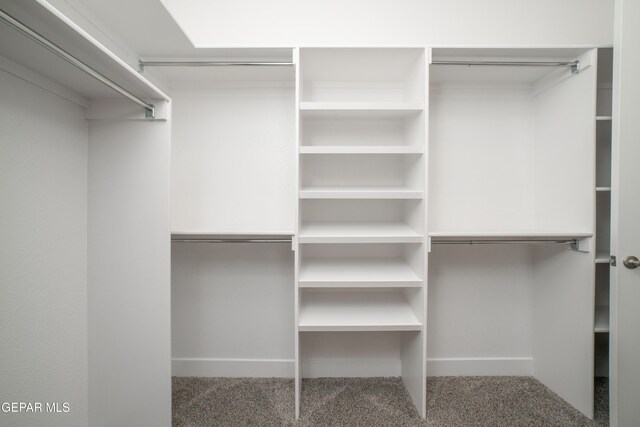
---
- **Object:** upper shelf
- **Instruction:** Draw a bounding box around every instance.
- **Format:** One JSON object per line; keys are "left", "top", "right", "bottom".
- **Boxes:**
{"left": 171, "top": 230, "right": 293, "bottom": 241}
{"left": 429, "top": 230, "right": 593, "bottom": 240}
{"left": 300, "top": 146, "right": 424, "bottom": 154}
{"left": 0, "top": 1, "right": 167, "bottom": 103}
{"left": 299, "top": 222, "right": 423, "bottom": 244}
{"left": 299, "top": 102, "right": 424, "bottom": 118}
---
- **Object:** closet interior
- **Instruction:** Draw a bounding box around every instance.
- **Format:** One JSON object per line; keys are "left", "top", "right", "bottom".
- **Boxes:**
{"left": 0, "top": 2, "right": 172, "bottom": 425}
{"left": 428, "top": 47, "right": 597, "bottom": 418}
{"left": 164, "top": 47, "right": 610, "bottom": 419}
{"left": 1, "top": 2, "right": 613, "bottom": 418}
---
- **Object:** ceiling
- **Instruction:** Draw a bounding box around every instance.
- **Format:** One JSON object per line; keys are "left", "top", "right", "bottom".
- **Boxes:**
{"left": 63, "top": 0, "right": 291, "bottom": 60}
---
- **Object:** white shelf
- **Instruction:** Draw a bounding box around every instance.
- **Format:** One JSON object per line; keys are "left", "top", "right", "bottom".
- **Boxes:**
{"left": 299, "top": 222, "right": 422, "bottom": 244}
{"left": 300, "top": 186, "right": 423, "bottom": 199}
{"left": 596, "top": 187, "right": 612, "bottom": 192}
{"left": 300, "top": 102, "right": 424, "bottom": 118}
{"left": 595, "top": 250, "right": 611, "bottom": 264}
{"left": 428, "top": 230, "right": 593, "bottom": 240}
{"left": 596, "top": 116, "right": 613, "bottom": 121}
{"left": 0, "top": 1, "right": 168, "bottom": 102}
{"left": 299, "top": 258, "right": 422, "bottom": 287}
{"left": 300, "top": 146, "right": 424, "bottom": 154}
{"left": 299, "top": 290, "right": 422, "bottom": 331}
{"left": 171, "top": 230, "right": 293, "bottom": 241}
{"left": 595, "top": 305, "right": 610, "bottom": 333}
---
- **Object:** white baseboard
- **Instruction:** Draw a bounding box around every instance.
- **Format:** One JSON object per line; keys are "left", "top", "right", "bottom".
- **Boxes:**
{"left": 173, "top": 356, "right": 532, "bottom": 378}
{"left": 172, "top": 358, "right": 294, "bottom": 377}
{"left": 302, "top": 358, "right": 401, "bottom": 378}
{"left": 427, "top": 357, "right": 533, "bottom": 376}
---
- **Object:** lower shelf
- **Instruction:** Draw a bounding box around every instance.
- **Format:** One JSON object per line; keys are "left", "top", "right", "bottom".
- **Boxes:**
{"left": 298, "top": 290, "right": 422, "bottom": 332}
{"left": 594, "top": 305, "right": 610, "bottom": 333}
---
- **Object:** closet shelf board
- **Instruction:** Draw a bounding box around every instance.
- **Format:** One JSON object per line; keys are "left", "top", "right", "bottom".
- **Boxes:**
{"left": 594, "top": 305, "right": 610, "bottom": 333}
{"left": 299, "top": 146, "right": 424, "bottom": 154}
{"left": 595, "top": 250, "right": 611, "bottom": 264}
{"left": 300, "top": 186, "right": 423, "bottom": 199}
{"left": 299, "top": 222, "right": 423, "bottom": 244}
{"left": 428, "top": 230, "right": 593, "bottom": 240}
{"left": 300, "top": 102, "right": 424, "bottom": 118}
{"left": 595, "top": 116, "right": 613, "bottom": 121}
{"left": 171, "top": 230, "right": 294, "bottom": 240}
{"left": 299, "top": 258, "right": 422, "bottom": 286}
{"left": 298, "top": 291, "right": 422, "bottom": 332}
{"left": 596, "top": 187, "right": 612, "bottom": 192}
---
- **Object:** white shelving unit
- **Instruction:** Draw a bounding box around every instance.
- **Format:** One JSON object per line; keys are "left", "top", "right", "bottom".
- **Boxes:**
{"left": 593, "top": 48, "right": 613, "bottom": 386}
{"left": 295, "top": 47, "right": 427, "bottom": 418}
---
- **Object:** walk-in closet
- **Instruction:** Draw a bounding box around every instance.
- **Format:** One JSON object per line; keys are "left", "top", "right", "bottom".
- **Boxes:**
{"left": 2, "top": 0, "right": 639, "bottom": 426}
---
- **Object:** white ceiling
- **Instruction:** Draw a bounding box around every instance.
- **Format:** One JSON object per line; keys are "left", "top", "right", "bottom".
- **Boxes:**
{"left": 64, "top": 0, "right": 291, "bottom": 60}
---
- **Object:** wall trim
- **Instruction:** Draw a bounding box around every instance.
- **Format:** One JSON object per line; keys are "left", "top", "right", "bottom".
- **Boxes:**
{"left": 172, "top": 358, "right": 295, "bottom": 377}
{"left": 173, "top": 356, "right": 533, "bottom": 378}
{"left": 303, "top": 358, "right": 401, "bottom": 378}
{"left": 427, "top": 357, "right": 533, "bottom": 376}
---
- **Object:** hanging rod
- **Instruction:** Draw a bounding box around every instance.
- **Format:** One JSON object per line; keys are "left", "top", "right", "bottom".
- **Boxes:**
{"left": 432, "top": 60, "right": 581, "bottom": 74}
{"left": 138, "top": 61, "right": 294, "bottom": 72}
{"left": 172, "top": 238, "right": 292, "bottom": 244}
{"left": 431, "top": 239, "right": 579, "bottom": 248}
{"left": 0, "top": 9, "right": 156, "bottom": 119}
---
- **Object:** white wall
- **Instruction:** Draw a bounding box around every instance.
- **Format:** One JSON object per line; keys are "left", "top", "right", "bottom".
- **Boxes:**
{"left": 160, "top": 0, "right": 614, "bottom": 48}
{"left": 427, "top": 246, "right": 534, "bottom": 375}
{"left": 172, "top": 242, "right": 294, "bottom": 376}
{"left": 171, "top": 83, "right": 295, "bottom": 233}
{"left": 87, "top": 106, "right": 171, "bottom": 427}
{"left": 0, "top": 68, "right": 88, "bottom": 426}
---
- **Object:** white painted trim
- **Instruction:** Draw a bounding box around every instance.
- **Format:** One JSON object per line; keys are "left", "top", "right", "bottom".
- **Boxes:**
{"left": 172, "top": 358, "right": 295, "bottom": 377}
{"left": 172, "top": 357, "right": 534, "bottom": 378}
{"left": 427, "top": 357, "right": 533, "bottom": 376}
{"left": 302, "top": 358, "right": 401, "bottom": 377}
{"left": 0, "top": 55, "right": 88, "bottom": 107}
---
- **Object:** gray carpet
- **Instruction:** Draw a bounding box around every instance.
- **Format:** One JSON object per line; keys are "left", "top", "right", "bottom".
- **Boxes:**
{"left": 173, "top": 376, "right": 609, "bottom": 426}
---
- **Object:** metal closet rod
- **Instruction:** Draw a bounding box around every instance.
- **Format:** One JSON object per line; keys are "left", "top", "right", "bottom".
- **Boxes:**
{"left": 172, "top": 238, "right": 292, "bottom": 243}
{"left": 432, "top": 60, "right": 581, "bottom": 73}
{"left": 0, "top": 9, "right": 156, "bottom": 119}
{"left": 139, "top": 61, "right": 294, "bottom": 71}
{"left": 431, "top": 239, "right": 579, "bottom": 245}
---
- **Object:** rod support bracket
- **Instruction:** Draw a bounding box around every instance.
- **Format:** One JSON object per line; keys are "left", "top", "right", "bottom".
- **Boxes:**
{"left": 138, "top": 60, "right": 145, "bottom": 73}
{"left": 570, "top": 239, "right": 579, "bottom": 251}
{"left": 570, "top": 60, "right": 581, "bottom": 75}
{"left": 145, "top": 105, "right": 155, "bottom": 120}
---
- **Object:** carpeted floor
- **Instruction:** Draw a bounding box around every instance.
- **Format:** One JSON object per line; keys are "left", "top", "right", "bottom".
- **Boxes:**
{"left": 172, "top": 376, "right": 609, "bottom": 426}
